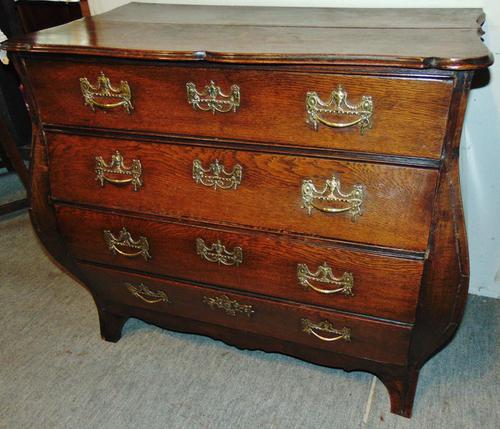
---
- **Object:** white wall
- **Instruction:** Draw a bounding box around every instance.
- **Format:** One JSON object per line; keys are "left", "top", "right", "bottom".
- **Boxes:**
{"left": 88, "top": 0, "right": 500, "bottom": 298}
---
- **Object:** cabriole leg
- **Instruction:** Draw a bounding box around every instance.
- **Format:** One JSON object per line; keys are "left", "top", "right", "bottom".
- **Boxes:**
{"left": 378, "top": 368, "right": 420, "bottom": 418}
{"left": 97, "top": 307, "right": 129, "bottom": 343}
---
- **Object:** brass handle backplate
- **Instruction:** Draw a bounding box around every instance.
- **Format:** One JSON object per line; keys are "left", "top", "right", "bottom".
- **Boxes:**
{"left": 297, "top": 262, "right": 354, "bottom": 296}
{"left": 203, "top": 294, "right": 254, "bottom": 317}
{"left": 95, "top": 150, "right": 142, "bottom": 191}
{"left": 103, "top": 227, "right": 151, "bottom": 261}
{"left": 80, "top": 71, "right": 133, "bottom": 113}
{"left": 125, "top": 282, "right": 169, "bottom": 304}
{"left": 195, "top": 238, "right": 243, "bottom": 267}
{"left": 306, "top": 85, "right": 373, "bottom": 134}
{"left": 301, "top": 319, "right": 351, "bottom": 342}
{"left": 301, "top": 174, "right": 364, "bottom": 221}
{"left": 186, "top": 80, "right": 240, "bottom": 113}
{"left": 192, "top": 159, "right": 242, "bottom": 190}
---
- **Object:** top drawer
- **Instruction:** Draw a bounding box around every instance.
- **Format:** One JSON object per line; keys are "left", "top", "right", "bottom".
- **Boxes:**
{"left": 26, "top": 60, "right": 452, "bottom": 159}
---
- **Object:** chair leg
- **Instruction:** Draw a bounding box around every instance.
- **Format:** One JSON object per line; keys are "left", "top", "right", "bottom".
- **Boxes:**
{"left": 0, "top": 199, "right": 28, "bottom": 216}
{"left": 0, "top": 143, "right": 14, "bottom": 171}
{"left": 0, "top": 119, "right": 30, "bottom": 191}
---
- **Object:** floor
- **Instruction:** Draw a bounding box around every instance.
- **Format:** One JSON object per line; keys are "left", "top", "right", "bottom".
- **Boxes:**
{"left": 0, "top": 172, "right": 499, "bottom": 429}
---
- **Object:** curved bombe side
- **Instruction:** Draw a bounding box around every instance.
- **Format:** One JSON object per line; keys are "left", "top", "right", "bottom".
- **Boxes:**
{"left": 13, "top": 54, "right": 125, "bottom": 342}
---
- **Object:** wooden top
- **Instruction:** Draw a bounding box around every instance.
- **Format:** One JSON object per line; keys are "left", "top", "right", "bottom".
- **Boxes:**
{"left": 2, "top": 3, "right": 493, "bottom": 70}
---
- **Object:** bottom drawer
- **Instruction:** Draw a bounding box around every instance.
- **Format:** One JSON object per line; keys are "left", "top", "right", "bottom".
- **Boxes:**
{"left": 80, "top": 263, "right": 412, "bottom": 365}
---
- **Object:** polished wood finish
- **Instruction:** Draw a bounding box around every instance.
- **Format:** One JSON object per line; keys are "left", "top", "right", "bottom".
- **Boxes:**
{"left": 29, "top": 61, "right": 452, "bottom": 159}
{"left": 48, "top": 133, "right": 438, "bottom": 250}
{"left": 56, "top": 204, "right": 424, "bottom": 323}
{"left": 410, "top": 73, "right": 472, "bottom": 368}
{"left": 4, "top": 4, "right": 492, "bottom": 419}
{"left": 2, "top": 4, "right": 492, "bottom": 69}
{"left": 90, "top": 4, "right": 487, "bottom": 29}
{"left": 80, "top": 263, "right": 412, "bottom": 365}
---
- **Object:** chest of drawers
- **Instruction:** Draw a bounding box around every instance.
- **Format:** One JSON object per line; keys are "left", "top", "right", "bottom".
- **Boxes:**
{"left": 3, "top": 3, "right": 493, "bottom": 418}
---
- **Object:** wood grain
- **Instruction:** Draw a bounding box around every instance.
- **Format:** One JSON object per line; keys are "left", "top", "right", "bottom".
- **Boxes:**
{"left": 55, "top": 204, "right": 424, "bottom": 323}
{"left": 410, "top": 73, "right": 471, "bottom": 368}
{"left": 48, "top": 132, "right": 438, "bottom": 251}
{"left": 80, "top": 262, "right": 412, "bottom": 365}
{"left": 1, "top": 5, "right": 493, "bottom": 69}
{"left": 29, "top": 60, "right": 453, "bottom": 159}
{"left": 92, "top": 4, "right": 487, "bottom": 29}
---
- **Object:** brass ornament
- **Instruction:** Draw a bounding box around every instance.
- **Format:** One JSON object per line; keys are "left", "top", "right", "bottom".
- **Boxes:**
{"left": 80, "top": 71, "right": 133, "bottom": 113}
{"left": 103, "top": 227, "right": 151, "bottom": 261}
{"left": 95, "top": 150, "right": 142, "bottom": 191}
{"left": 301, "top": 174, "right": 364, "bottom": 221}
{"left": 297, "top": 262, "right": 354, "bottom": 296}
{"left": 301, "top": 319, "right": 351, "bottom": 342}
{"left": 203, "top": 294, "right": 254, "bottom": 317}
{"left": 306, "top": 85, "right": 373, "bottom": 134}
{"left": 186, "top": 80, "right": 240, "bottom": 113}
{"left": 195, "top": 238, "right": 243, "bottom": 267}
{"left": 125, "top": 282, "right": 169, "bottom": 304}
{"left": 192, "top": 159, "right": 242, "bottom": 190}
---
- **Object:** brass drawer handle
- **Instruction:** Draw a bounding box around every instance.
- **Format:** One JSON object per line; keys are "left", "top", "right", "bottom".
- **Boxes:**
{"left": 192, "top": 159, "right": 242, "bottom": 190}
{"left": 301, "top": 174, "right": 364, "bottom": 221}
{"left": 95, "top": 151, "right": 142, "bottom": 191}
{"left": 80, "top": 72, "right": 133, "bottom": 113}
{"left": 297, "top": 263, "right": 354, "bottom": 296}
{"left": 203, "top": 294, "right": 254, "bottom": 317}
{"left": 302, "top": 319, "right": 351, "bottom": 342}
{"left": 103, "top": 227, "right": 151, "bottom": 261}
{"left": 186, "top": 80, "right": 240, "bottom": 113}
{"left": 195, "top": 238, "right": 243, "bottom": 267}
{"left": 306, "top": 85, "right": 373, "bottom": 135}
{"left": 125, "top": 282, "right": 169, "bottom": 304}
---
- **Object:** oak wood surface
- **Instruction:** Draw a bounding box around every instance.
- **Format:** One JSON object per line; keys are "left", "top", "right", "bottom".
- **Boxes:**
{"left": 92, "top": 4, "right": 487, "bottom": 29}
{"left": 409, "top": 73, "right": 471, "bottom": 368}
{"left": 28, "top": 60, "right": 452, "bottom": 159}
{"left": 48, "top": 133, "right": 438, "bottom": 251}
{"left": 55, "top": 204, "right": 423, "bottom": 323}
{"left": 1, "top": 4, "right": 492, "bottom": 69}
{"left": 80, "top": 262, "right": 412, "bottom": 366}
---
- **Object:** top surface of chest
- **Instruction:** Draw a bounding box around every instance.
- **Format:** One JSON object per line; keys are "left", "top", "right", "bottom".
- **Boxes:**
{"left": 2, "top": 3, "right": 492, "bottom": 70}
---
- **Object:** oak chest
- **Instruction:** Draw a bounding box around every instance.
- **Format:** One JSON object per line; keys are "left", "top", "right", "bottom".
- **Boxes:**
{"left": 2, "top": 3, "right": 493, "bottom": 418}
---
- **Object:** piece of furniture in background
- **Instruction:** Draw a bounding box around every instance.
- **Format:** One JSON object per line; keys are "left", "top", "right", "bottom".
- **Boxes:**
{"left": 15, "top": 0, "right": 87, "bottom": 33}
{"left": 1, "top": 3, "right": 493, "bottom": 418}
{"left": 0, "top": 0, "right": 31, "bottom": 213}
{"left": 0, "top": 117, "right": 29, "bottom": 215}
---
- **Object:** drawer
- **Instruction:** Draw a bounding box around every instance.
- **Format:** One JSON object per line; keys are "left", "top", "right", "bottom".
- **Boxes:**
{"left": 80, "top": 263, "right": 412, "bottom": 365}
{"left": 48, "top": 133, "right": 438, "bottom": 251}
{"left": 56, "top": 205, "right": 423, "bottom": 323}
{"left": 28, "top": 59, "right": 452, "bottom": 159}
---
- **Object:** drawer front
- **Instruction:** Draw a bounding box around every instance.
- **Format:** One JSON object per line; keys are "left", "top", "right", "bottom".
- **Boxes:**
{"left": 56, "top": 205, "right": 423, "bottom": 323}
{"left": 80, "top": 263, "right": 412, "bottom": 365}
{"left": 29, "top": 60, "right": 452, "bottom": 159}
{"left": 48, "top": 133, "right": 438, "bottom": 251}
